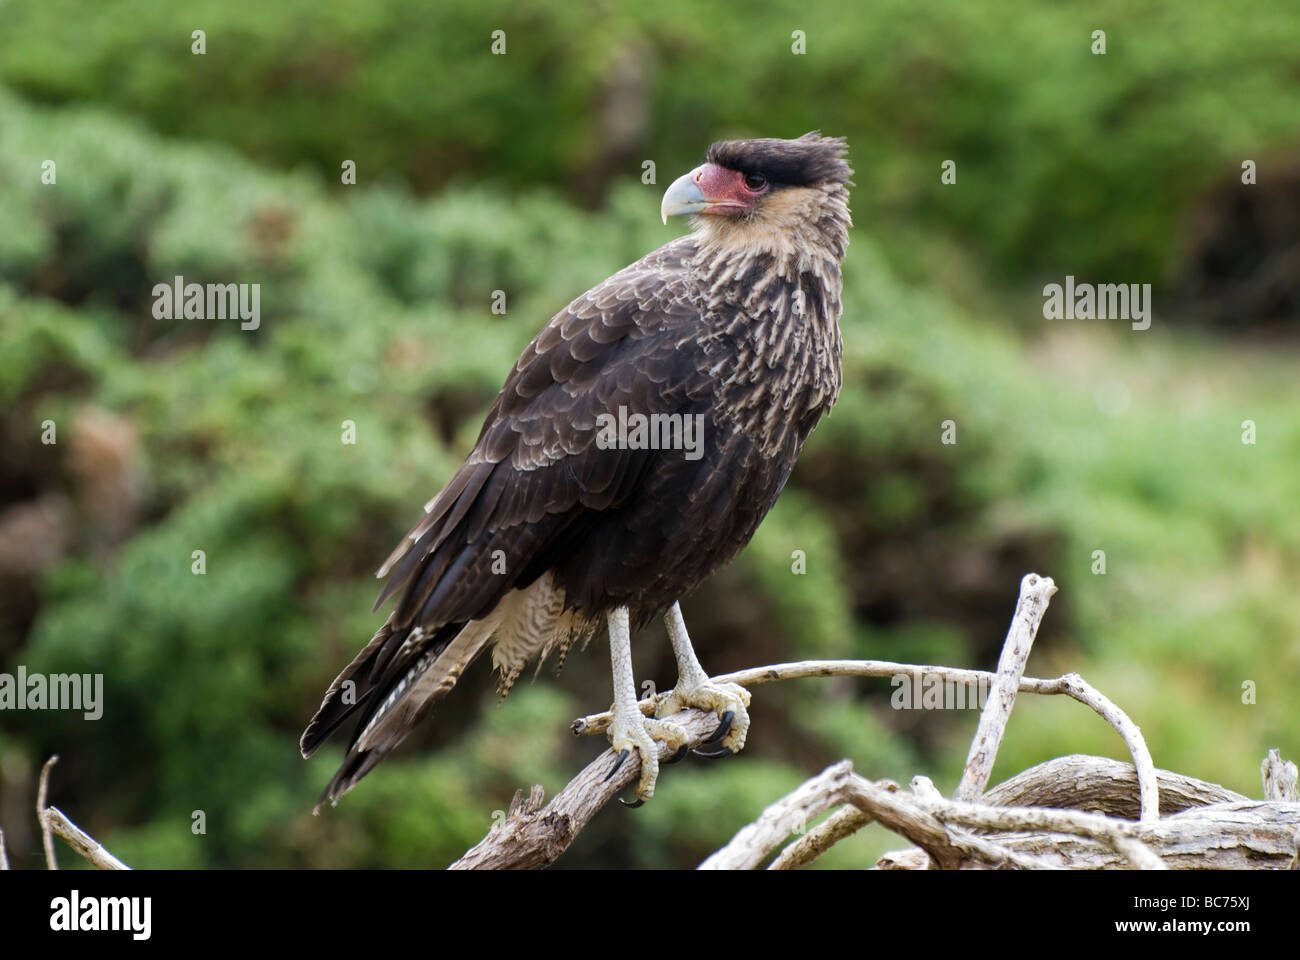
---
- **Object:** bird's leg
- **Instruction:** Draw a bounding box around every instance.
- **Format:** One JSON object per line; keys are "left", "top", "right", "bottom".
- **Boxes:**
{"left": 605, "top": 606, "right": 688, "bottom": 805}
{"left": 656, "top": 602, "right": 751, "bottom": 757}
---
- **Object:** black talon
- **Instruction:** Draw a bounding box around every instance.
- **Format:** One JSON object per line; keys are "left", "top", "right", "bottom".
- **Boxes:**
{"left": 619, "top": 796, "right": 645, "bottom": 808}
{"left": 693, "top": 746, "right": 733, "bottom": 759}
{"left": 702, "top": 710, "right": 734, "bottom": 746}
{"left": 604, "top": 748, "right": 630, "bottom": 782}
{"left": 664, "top": 744, "right": 689, "bottom": 765}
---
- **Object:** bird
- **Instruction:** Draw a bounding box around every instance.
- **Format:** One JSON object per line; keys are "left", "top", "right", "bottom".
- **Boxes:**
{"left": 301, "top": 132, "right": 852, "bottom": 809}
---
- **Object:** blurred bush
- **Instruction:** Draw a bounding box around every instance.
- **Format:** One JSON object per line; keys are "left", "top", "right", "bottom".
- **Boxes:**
{"left": 2, "top": 0, "right": 1297, "bottom": 288}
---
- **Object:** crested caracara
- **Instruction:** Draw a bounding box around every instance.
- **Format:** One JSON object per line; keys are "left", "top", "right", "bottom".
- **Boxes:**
{"left": 302, "top": 132, "right": 852, "bottom": 808}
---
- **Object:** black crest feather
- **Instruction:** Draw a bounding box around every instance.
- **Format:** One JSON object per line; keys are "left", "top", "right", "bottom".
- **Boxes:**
{"left": 706, "top": 131, "right": 851, "bottom": 187}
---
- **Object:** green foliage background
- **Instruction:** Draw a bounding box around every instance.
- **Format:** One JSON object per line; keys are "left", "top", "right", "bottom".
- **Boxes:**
{"left": 0, "top": 1, "right": 1296, "bottom": 869}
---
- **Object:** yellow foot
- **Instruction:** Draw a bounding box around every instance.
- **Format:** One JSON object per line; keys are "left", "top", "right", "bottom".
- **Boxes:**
{"left": 656, "top": 678, "right": 751, "bottom": 757}
{"left": 606, "top": 710, "right": 688, "bottom": 806}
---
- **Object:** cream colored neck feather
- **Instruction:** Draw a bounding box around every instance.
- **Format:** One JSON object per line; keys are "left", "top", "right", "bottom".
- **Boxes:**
{"left": 691, "top": 183, "right": 850, "bottom": 287}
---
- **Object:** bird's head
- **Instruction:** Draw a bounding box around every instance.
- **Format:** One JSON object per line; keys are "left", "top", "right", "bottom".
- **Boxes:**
{"left": 661, "top": 132, "right": 852, "bottom": 257}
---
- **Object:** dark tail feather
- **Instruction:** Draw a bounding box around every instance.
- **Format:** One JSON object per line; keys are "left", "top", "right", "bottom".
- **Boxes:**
{"left": 300, "top": 618, "right": 459, "bottom": 759}
{"left": 308, "top": 618, "right": 495, "bottom": 813}
{"left": 300, "top": 620, "right": 391, "bottom": 759}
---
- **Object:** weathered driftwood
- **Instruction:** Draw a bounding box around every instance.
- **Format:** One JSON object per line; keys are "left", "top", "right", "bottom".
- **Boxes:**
{"left": 984, "top": 755, "right": 1245, "bottom": 817}
{"left": 771, "top": 755, "right": 1216, "bottom": 871}
{"left": 456, "top": 571, "right": 1300, "bottom": 870}
{"left": 735, "top": 756, "right": 1299, "bottom": 871}
{"left": 1262, "top": 748, "right": 1298, "bottom": 801}
{"left": 987, "top": 799, "right": 1300, "bottom": 870}
{"left": 706, "top": 760, "right": 1163, "bottom": 870}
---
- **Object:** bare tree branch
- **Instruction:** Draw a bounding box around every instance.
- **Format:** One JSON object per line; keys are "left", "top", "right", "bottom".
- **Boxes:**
{"left": 37, "top": 755, "right": 58, "bottom": 870}
{"left": 955, "top": 573, "right": 1056, "bottom": 801}
{"left": 34, "top": 754, "right": 131, "bottom": 870}
{"left": 41, "top": 808, "right": 130, "bottom": 871}
{"left": 704, "top": 761, "right": 1121, "bottom": 870}
{"left": 915, "top": 794, "right": 1166, "bottom": 869}
{"left": 769, "top": 804, "right": 872, "bottom": 871}
{"left": 450, "top": 709, "right": 723, "bottom": 870}
{"left": 696, "top": 761, "right": 860, "bottom": 870}
{"left": 800, "top": 755, "right": 1253, "bottom": 871}
{"left": 1035, "top": 674, "right": 1160, "bottom": 821}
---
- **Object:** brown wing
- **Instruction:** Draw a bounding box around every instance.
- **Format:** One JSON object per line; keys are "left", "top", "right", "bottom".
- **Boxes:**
{"left": 300, "top": 237, "right": 710, "bottom": 763}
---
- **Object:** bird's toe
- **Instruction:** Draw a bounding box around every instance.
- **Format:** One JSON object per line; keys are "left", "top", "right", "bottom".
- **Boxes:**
{"left": 607, "top": 713, "right": 688, "bottom": 804}
{"left": 658, "top": 679, "right": 751, "bottom": 756}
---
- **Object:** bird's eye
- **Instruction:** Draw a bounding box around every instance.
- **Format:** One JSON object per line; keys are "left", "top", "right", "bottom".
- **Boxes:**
{"left": 743, "top": 173, "right": 767, "bottom": 191}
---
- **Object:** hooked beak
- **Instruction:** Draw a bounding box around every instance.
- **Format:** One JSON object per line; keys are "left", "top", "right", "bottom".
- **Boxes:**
{"left": 661, "top": 168, "right": 710, "bottom": 224}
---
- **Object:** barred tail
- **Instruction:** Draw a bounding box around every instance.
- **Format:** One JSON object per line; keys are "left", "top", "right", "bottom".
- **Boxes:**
{"left": 302, "top": 615, "right": 500, "bottom": 812}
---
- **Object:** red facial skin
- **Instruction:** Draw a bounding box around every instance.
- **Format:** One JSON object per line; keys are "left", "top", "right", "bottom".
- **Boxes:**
{"left": 693, "top": 163, "right": 769, "bottom": 216}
